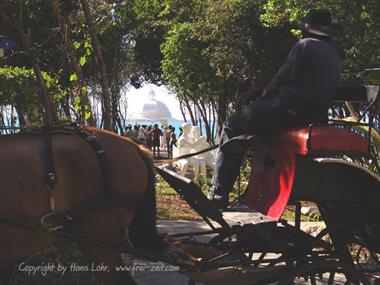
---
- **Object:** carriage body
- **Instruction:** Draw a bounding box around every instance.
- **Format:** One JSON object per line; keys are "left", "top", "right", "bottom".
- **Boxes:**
{"left": 158, "top": 85, "right": 380, "bottom": 284}
{"left": 240, "top": 85, "right": 380, "bottom": 282}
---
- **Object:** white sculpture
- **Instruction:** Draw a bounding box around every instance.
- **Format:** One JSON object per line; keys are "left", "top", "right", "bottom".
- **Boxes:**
{"left": 191, "top": 126, "right": 216, "bottom": 178}
{"left": 175, "top": 123, "right": 200, "bottom": 177}
{"left": 174, "top": 123, "right": 216, "bottom": 179}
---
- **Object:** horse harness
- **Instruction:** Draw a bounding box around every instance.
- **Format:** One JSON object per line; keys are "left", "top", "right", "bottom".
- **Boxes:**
{"left": 0, "top": 124, "right": 186, "bottom": 262}
{"left": 26, "top": 124, "right": 144, "bottom": 230}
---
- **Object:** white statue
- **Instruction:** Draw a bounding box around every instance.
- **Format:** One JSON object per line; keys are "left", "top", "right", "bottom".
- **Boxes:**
{"left": 174, "top": 124, "right": 216, "bottom": 179}
{"left": 191, "top": 126, "right": 216, "bottom": 178}
{"left": 175, "top": 123, "right": 200, "bottom": 177}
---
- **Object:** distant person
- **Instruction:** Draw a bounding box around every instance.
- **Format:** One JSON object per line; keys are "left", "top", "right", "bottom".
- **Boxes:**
{"left": 133, "top": 125, "right": 139, "bottom": 137}
{"left": 137, "top": 125, "right": 148, "bottom": 145}
{"left": 146, "top": 125, "right": 153, "bottom": 150}
{"left": 161, "top": 125, "right": 168, "bottom": 150}
{"left": 166, "top": 125, "right": 173, "bottom": 154}
{"left": 123, "top": 124, "right": 133, "bottom": 138}
{"left": 148, "top": 124, "right": 163, "bottom": 157}
{"left": 168, "top": 129, "right": 177, "bottom": 159}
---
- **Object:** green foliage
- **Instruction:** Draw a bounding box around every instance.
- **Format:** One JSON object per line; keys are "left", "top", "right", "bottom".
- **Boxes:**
{"left": 0, "top": 66, "right": 66, "bottom": 127}
{"left": 365, "top": 68, "right": 380, "bottom": 85}
{"left": 1, "top": 0, "right": 379, "bottom": 130}
{"left": 161, "top": 0, "right": 295, "bottom": 115}
{"left": 73, "top": 96, "right": 81, "bottom": 112}
{"left": 340, "top": 116, "right": 380, "bottom": 174}
{"left": 69, "top": 73, "right": 78, "bottom": 82}
{"left": 1, "top": 0, "right": 65, "bottom": 79}
{"left": 155, "top": 175, "right": 178, "bottom": 196}
{"left": 230, "top": 157, "right": 251, "bottom": 201}
{"left": 260, "top": 0, "right": 380, "bottom": 84}
{"left": 161, "top": 22, "right": 217, "bottom": 100}
{"left": 0, "top": 67, "right": 37, "bottom": 106}
{"left": 79, "top": 56, "right": 87, "bottom": 66}
{"left": 0, "top": 66, "right": 42, "bottom": 125}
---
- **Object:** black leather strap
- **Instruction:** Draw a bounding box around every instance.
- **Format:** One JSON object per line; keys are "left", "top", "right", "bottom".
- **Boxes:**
{"left": 34, "top": 124, "right": 144, "bottom": 228}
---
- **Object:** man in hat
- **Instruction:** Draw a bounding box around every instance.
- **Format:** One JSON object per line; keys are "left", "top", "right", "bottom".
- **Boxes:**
{"left": 208, "top": 9, "right": 342, "bottom": 208}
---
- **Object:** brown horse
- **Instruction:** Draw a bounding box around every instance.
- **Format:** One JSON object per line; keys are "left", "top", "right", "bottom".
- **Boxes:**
{"left": 0, "top": 126, "right": 169, "bottom": 285}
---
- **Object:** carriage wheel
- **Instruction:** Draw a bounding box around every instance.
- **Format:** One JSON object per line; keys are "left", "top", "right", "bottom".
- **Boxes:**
{"left": 315, "top": 221, "right": 380, "bottom": 284}
{"left": 277, "top": 260, "right": 368, "bottom": 285}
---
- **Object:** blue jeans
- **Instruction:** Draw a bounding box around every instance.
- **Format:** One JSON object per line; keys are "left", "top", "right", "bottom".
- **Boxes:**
{"left": 211, "top": 93, "right": 325, "bottom": 193}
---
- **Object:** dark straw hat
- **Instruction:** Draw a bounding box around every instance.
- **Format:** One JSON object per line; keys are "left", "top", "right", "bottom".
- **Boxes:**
{"left": 292, "top": 9, "right": 342, "bottom": 37}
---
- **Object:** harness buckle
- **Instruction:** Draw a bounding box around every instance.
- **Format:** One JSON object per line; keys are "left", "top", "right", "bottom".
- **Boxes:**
{"left": 86, "top": 135, "right": 97, "bottom": 142}
{"left": 41, "top": 212, "right": 64, "bottom": 231}
{"left": 47, "top": 172, "right": 55, "bottom": 182}
{"left": 65, "top": 214, "right": 73, "bottom": 222}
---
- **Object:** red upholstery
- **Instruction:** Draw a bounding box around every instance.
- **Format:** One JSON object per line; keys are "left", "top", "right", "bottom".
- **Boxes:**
{"left": 273, "top": 126, "right": 369, "bottom": 156}
{"left": 243, "top": 126, "right": 370, "bottom": 220}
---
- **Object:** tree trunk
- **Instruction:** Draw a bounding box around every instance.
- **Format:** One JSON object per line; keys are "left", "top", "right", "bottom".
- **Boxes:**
{"left": 188, "top": 94, "right": 212, "bottom": 141}
{"left": 211, "top": 102, "right": 217, "bottom": 145}
{"left": 197, "top": 98, "right": 212, "bottom": 141}
{"left": 217, "top": 91, "right": 227, "bottom": 139}
{"left": 0, "top": 10, "right": 58, "bottom": 127}
{"left": 110, "top": 85, "right": 122, "bottom": 133}
{"left": 62, "top": 95, "right": 72, "bottom": 120}
{"left": 52, "top": 0, "right": 94, "bottom": 126}
{"left": 14, "top": 105, "right": 26, "bottom": 128}
{"left": 79, "top": 0, "right": 112, "bottom": 130}
{"left": 184, "top": 96, "right": 196, "bottom": 125}
{"left": 193, "top": 103, "right": 198, "bottom": 126}
{"left": 179, "top": 98, "right": 187, "bottom": 122}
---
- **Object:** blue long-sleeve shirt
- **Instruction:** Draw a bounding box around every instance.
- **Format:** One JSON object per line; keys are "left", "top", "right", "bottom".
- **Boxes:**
{"left": 275, "top": 37, "right": 341, "bottom": 112}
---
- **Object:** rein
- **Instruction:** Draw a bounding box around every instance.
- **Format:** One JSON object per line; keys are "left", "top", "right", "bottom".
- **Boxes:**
{"left": 153, "top": 144, "right": 219, "bottom": 166}
{"left": 0, "top": 216, "right": 168, "bottom": 264}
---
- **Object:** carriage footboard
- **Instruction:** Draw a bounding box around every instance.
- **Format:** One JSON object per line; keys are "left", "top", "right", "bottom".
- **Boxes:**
{"left": 155, "top": 166, "right": 230, "bottom": 230}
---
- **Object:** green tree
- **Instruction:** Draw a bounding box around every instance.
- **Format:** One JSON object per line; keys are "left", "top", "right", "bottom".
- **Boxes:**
{"left": 161, "top": 0, "right": 294, "bottom": 136}
{"left": 260, "top": 0, "right": 380, "bottom": 83}
{"left": 0, "top": 1, "right": 60, "bottom": 125}
{"left": 0, "top": 66, "right": 65, "bottom": 127}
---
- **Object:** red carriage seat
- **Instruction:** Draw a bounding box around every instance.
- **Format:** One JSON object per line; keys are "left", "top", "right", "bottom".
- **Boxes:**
{"left": 273, "top": 125, "right": 370, "bottom": 156}
{"left": 243, "top": 125, "right": 371, "bottom": 220}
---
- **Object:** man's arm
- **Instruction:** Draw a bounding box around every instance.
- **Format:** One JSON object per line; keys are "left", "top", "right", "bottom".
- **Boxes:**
{"left": 261, "top": 40, "right": 304, "bottom": 98}
{"left": 261, "top": 78, "right": 286, "bottom": 98}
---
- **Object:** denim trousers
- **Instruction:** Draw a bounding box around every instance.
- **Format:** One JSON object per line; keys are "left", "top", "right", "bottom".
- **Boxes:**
{"left": 211, "top": 94, "right": 322, "bottom": 194}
